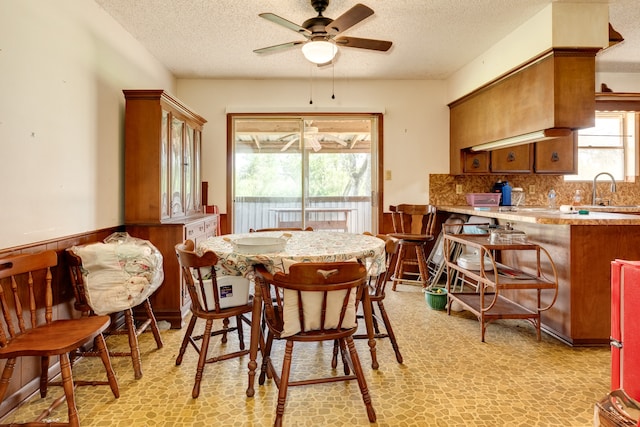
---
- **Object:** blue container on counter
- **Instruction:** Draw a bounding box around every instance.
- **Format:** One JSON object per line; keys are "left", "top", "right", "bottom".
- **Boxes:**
{"left": 492, "top": 180, "right": 512, "bottom": 206}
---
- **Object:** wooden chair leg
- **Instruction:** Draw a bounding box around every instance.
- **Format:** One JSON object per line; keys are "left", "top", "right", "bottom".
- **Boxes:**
{"left": 331, "top": 339, "right": 339, "bottom": 369}
{"left": 345, "top": 337, "right": 376, "bottom": 423}
{"left": 94, "top": 333, "right": 120, "bottom": 398}
{"left": 0, "top": 358, "right": 16, "bottom": 403}
{"left": 192, "top": 319, "right": 213, "bottom": 398}
{"left": 176, "top": 315, "right": 197, "bottom": 366}
{"left": 236, "top": 315, "right": 245, "bottom": 351}
{"left": 416, "top": 245, "right": 430, "bottom": 288}
{"left": 259, "top": 332, "right": 274, "bottom": 385}
{"left": 392, "top": 245, "right": 407, "bottom": 291}
{"left": 338, "top": 338, "right": 350, "bottom": 375}
{"left": 39, "top": 356, "right": 49, "bottom": 398}
{"left": 377, "top": 301, "right": 403, "bottom": 363}
{"left": 275, "top": 340, "right": 294, "bottom": 427}
{"left": 142, "top": 299, "right": 164, "bottom": 349}
{"left": 221, "top": 317, "right": 230, "bottom": 344}
{"left": 124, "top": 309, "right": 143, "bottom": 380}
{"left": 58, "top": 352, "right": 80, "bottom": 427}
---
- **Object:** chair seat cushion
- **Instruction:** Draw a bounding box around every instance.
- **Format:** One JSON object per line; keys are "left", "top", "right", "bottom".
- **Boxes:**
{"left": 280, "top": 259, "right": 358, "bottom": 337}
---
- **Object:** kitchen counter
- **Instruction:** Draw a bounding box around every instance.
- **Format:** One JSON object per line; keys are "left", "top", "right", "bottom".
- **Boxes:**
{"left": 437, "top": 205, "right": 640, "bottom": 346}
{"left": 438, "top": 205, "right": 640, "bottom": 225}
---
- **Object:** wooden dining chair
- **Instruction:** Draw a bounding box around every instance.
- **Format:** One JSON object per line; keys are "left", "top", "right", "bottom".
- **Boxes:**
{"left": 254, "top": 262, "right": 376, "bottom": 427}
{"left": 174, "top": 240, "right": 254, "bottom": 398}
{"left": 358, "top": 234, "right": 403, "bottom": 362}
{"left": 0, "top": 250, "right": 119, "bottom": 427}
{"left": 331, "top": 233, "right": 402, "bottom": 369}
{"left": 388, "top": 204, "right": 437, "bottom": 290}
{"left": 66, "top": 250, "right": 164, "bottom": 380}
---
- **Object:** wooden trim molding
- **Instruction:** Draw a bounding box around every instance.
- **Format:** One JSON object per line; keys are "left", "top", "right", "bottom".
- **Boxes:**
{"left": 0, "top": 226, "right": 122, "bottom": 418}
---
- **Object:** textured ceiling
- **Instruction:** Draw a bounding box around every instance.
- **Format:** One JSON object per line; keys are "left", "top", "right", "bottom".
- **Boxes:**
{"left": 95, "top": 0, "right": 640, "bottom": 80}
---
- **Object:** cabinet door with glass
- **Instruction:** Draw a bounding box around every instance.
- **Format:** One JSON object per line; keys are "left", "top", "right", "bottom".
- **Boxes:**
{"left": 170, "top": 116, "right": 185, "bottom": 218}
{"left": 160, "top": 110, "right": 171, "bottom": 220}
{"left": 184, "top": 124, "right": 203, "bottom": 217}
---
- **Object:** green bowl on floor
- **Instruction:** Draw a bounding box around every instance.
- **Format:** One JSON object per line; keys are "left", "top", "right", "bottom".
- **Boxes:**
{"left": 425, "top": 287, "right": 448, "bottom": 310}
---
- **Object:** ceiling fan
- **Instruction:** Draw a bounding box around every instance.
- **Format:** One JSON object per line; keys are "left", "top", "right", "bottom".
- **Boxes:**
{"left": 254, "top": 0, "right": 392, "bottom": 65}
{"left": 279, "top": 121, "right": 348, "bottom": 152}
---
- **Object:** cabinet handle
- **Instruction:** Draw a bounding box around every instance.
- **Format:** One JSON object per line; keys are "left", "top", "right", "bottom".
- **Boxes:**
{"left": 551, "top": 152, "right": 560, "bottom": 162}
{"left": 507, "top": 151, "right": 516, "bottom": 162}
{"left": 472, "top": 158, "right": 480, "bottom": 169}
{"left": 611, "top": 338, "right": 623, "bottom": 349}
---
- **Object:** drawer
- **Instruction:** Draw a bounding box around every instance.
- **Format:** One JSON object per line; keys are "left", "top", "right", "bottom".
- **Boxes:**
{"left": 204, "top": 217, "right": 218, "bottom": 236}
{"left": 185, "top": 220, "right": 206, "bottom": 240}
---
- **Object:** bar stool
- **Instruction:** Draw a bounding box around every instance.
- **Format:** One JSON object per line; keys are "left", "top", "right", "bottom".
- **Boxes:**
{"left": 388, "top": 204, "right": 437, "bottom": 290}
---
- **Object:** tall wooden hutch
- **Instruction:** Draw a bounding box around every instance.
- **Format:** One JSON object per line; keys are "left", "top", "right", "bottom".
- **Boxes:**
{"left": 123, "top": 89, "right": 218, "bottom": 328}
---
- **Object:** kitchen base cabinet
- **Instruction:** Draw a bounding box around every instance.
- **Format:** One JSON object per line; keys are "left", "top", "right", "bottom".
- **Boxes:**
{"left": 127, "top": 214, "right": 218, "bottom": 329}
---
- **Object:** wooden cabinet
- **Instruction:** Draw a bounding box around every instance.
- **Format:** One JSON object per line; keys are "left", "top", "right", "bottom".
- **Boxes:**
{"left": 491, "top": 144, "right": 533, "bottom": 173}
{"left": 462, "top": 151, "right": 490, "bottom": 174}
{"left": 124, "top": 89, "right": 206, "bottom": 224}
{"left": 443, "top": 231, "right": 558, "bottom": 342}
{"left": 123, "top": 90, "right": 217, "bottom": 328}
{"left": 458, "top": 132, "right": 576, "bottom": 175}
{"left": 126, "top": 215, "right": 218, "bottom": 328}
{"left": 449, "top": 48, "right": 597, "bottom": 175}
{"left": 534, "top": 132, "right": 577, "bottom": 174}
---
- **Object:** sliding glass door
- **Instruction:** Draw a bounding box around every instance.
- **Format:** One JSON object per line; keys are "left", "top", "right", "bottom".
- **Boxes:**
{"left": 229, "top": 114, "right": 381, "bottom": 234}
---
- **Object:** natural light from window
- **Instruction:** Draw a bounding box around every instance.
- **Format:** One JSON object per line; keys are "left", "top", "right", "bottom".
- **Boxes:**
{"left": 565, "top": 112, "right": 636, "bottom": 181}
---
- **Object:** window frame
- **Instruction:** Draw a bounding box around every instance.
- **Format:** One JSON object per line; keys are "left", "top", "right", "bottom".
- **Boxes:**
{"left": 564, "top": 110, "right": 638, "bottom": 182}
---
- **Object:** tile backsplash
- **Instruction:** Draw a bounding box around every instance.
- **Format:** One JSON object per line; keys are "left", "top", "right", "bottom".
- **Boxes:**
{"left": 429, "top": 174, "right": 640, "bottom": 207}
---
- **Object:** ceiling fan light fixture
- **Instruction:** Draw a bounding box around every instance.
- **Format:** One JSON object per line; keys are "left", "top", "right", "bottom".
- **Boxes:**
{"left": 302, "top": 40, "right": 337, "bottom": 64}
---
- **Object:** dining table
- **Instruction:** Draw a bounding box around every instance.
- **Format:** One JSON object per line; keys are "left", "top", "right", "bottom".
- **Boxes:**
{"left": 197, "top": 230, "right": 387, "bottom": 397}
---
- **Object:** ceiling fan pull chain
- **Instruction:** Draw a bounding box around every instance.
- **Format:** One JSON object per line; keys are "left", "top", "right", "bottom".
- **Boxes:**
{"left": 309, "top": 64, "right": 314, "bottom": 104}
{"left": 331, "top": 61, "right": 335, "bottom": 100}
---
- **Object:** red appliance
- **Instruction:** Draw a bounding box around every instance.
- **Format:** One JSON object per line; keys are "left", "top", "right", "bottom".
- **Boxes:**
{"left": 611, "top": 259, "right": 640, "bottom": 401}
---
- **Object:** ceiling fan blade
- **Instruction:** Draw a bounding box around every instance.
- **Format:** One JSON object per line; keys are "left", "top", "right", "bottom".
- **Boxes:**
{"left": 254, "top": 41, "right": 305, "bottom": 54}
{"left": 322, "top": 134, "right": 348, "bottom": 146}
{"left": 259, "top": 13, "right": 311, "bottom": 36}
{"left": 325, "top": 4, "right": 374, "bottom": 35}
{"left": 334, "top": 36, "right": 392, "bottom": 51}
{"left": 280, "top": 137, "right": 298, "bottom": 152}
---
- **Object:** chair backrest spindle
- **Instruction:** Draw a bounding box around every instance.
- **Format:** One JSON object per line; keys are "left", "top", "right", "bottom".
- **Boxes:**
{"left": 0, "top": 251, "right": 58, "bottom": 346}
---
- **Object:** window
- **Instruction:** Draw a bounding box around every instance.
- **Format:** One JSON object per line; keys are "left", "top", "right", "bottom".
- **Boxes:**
{"left": 228, "top": 114, "right": 382, "bottom": 234}
{"left": 565, "top": 111, "right": 636, "bottom": 181}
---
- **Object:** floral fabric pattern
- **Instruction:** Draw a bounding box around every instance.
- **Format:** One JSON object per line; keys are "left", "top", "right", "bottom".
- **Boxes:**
{"left": 198, "top": 231, "right": 386, "bottom": 278}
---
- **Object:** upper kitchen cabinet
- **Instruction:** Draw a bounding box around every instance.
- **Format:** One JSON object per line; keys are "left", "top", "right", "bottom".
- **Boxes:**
{"left": 491, "top": 144, "right": 533, "bottom": 174}
{"left": 449, "top": 48, "right": 598, "bottom": 175}
{"left": 534, "top": 132, "right": 577, "bottom": 174}
{"left": 461, "top": 151, "right": 490, "bottom": 174}
{"left": 124, "top": 90, "right": 207, "bottom": 224}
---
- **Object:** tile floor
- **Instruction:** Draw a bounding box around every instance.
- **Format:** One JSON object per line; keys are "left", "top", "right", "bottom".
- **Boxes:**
{"left": 1, "top": 284, "right": 609, "bottom": 426}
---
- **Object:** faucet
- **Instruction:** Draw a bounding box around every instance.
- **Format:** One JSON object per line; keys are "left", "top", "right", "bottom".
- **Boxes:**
{"left": 592, "top": 172, "right": 617, "bottom": 205}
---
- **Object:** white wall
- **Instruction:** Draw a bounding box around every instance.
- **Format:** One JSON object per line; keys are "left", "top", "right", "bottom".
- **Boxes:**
{"left": 448, "top": 2, "right": 609, "bottom": 102}
{"left": 177, "top": 79, "right": 450, "bottom": 213}
{"left": 596, "top": 73, "right": 640, "bottom": 92}
{"left": 0, "top": 1, "right": 174, "bottom": 248}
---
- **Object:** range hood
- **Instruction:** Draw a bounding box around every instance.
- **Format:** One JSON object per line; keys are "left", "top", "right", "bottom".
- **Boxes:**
{"left": 470, "top": 128, "right": 572, "bottom": 152}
